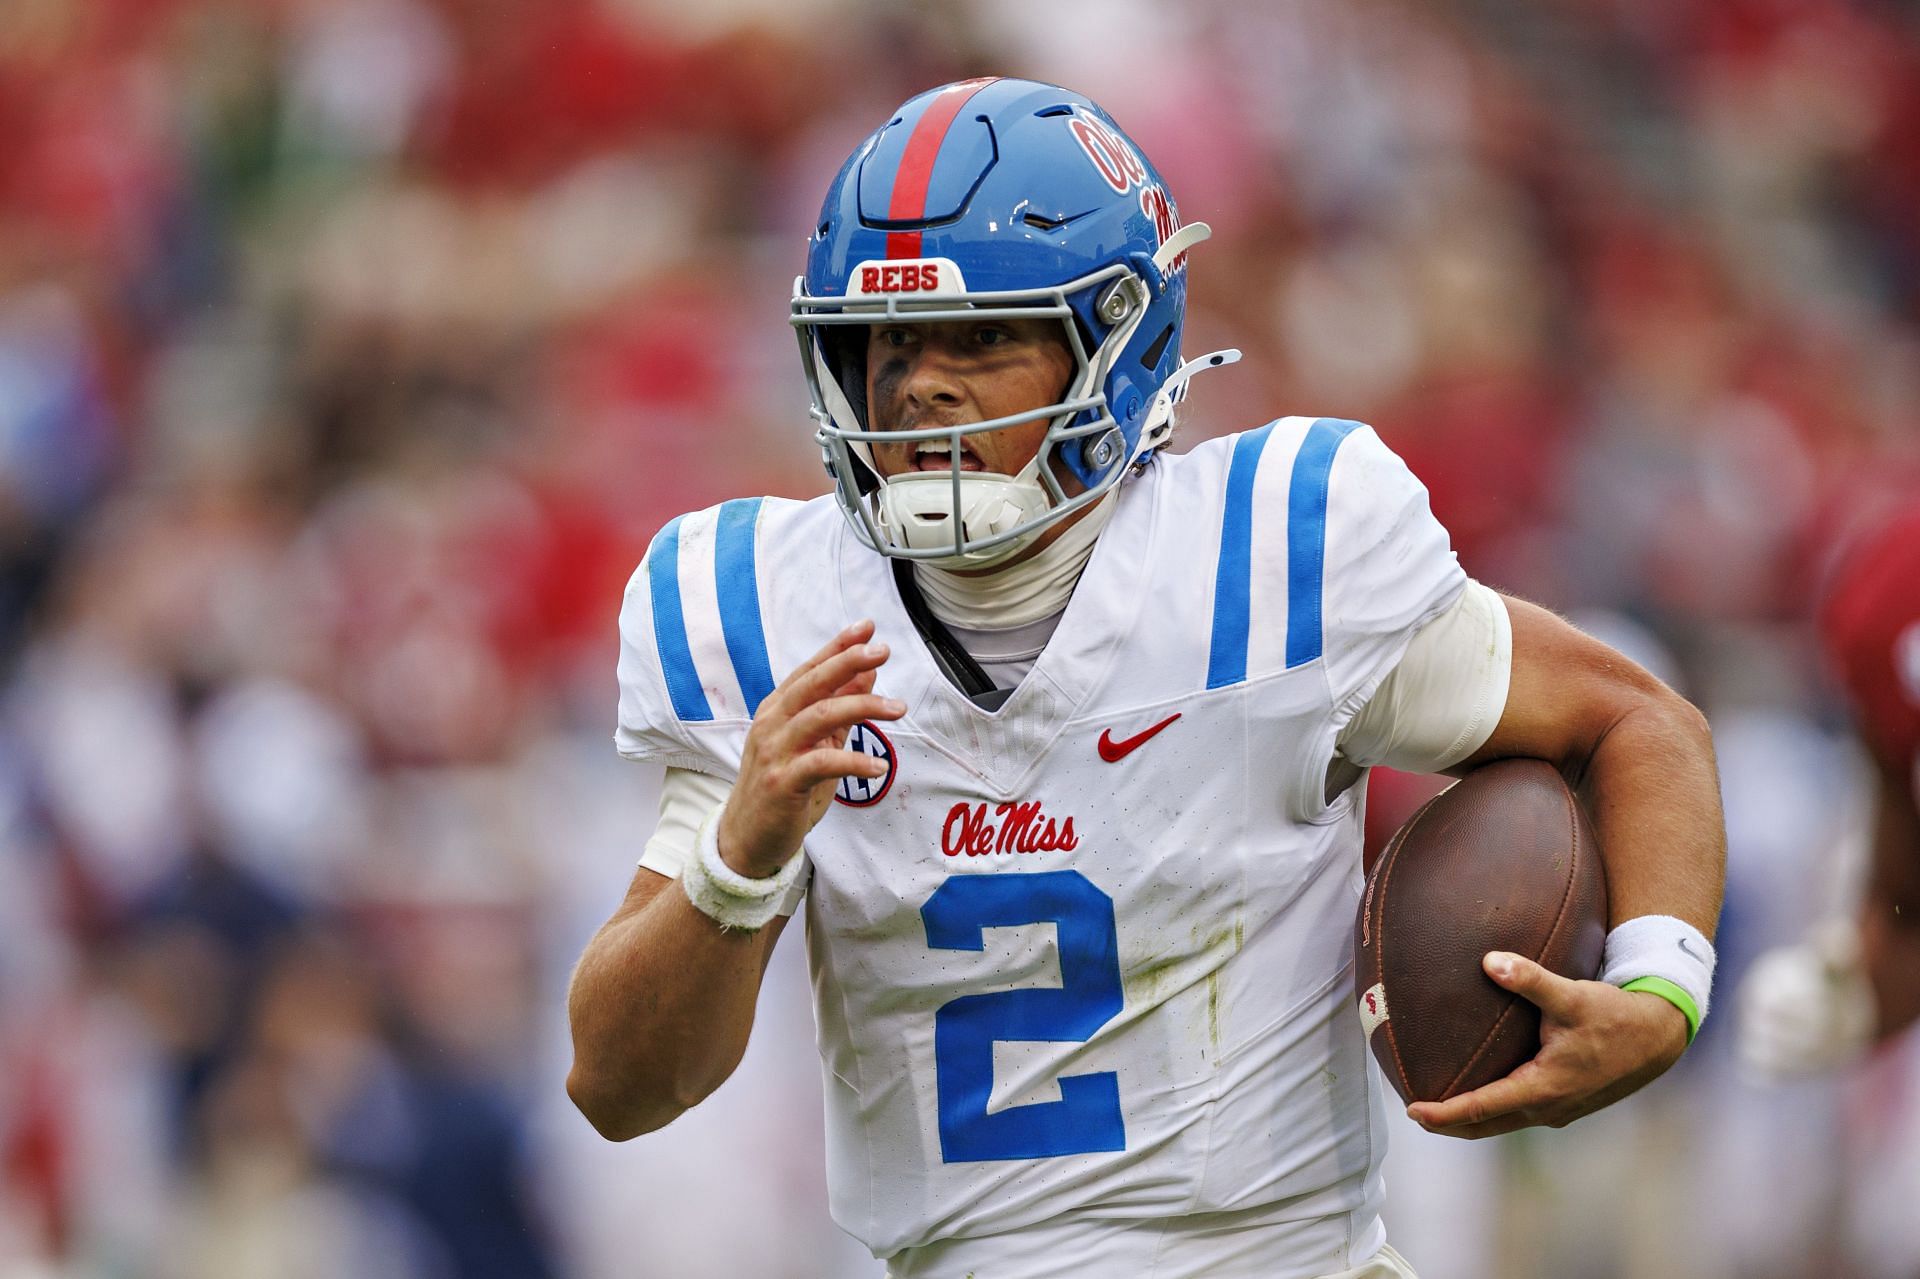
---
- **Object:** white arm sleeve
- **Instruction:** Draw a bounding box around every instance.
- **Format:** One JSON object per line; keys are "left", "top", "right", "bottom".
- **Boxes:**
{"left": 639, "top": 766, "right": 811, "bottom": 917}
{"left": 1335, "top": 580, "right": 1513, "bottom": 773}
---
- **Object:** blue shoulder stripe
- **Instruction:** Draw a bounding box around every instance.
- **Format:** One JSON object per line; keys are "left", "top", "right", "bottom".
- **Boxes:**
{"left": 646, "top": 516, "right": 714, "bottom": 722}
{"left": 1205, "top": 422, "right": 1275, "bottom": 689}
{"left": 1285, "top": 418, "right": 1363, "bottom": 667}
{"left": 713, "top": 498, "right": 776, "bottom": 715}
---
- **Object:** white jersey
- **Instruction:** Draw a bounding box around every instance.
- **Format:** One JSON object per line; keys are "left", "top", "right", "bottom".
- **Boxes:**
{"left": 614, "top": 417, "right": 1465, "bottom": 1272}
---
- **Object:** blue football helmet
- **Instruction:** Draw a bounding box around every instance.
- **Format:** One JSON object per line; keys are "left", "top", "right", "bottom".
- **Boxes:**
{"left": 792, "top": 77, "right": 1236, "bottom": 566}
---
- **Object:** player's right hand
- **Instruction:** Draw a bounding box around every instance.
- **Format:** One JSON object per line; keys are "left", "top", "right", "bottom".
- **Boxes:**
{"left": 1408, "top": 953, "right": 1688, "bottom": 1139}
{"left": 716, "top": 619, "right": 904, "bottom": 879}
{"left": 1735, "top": 920, "right": 1877, "bottom": 1079}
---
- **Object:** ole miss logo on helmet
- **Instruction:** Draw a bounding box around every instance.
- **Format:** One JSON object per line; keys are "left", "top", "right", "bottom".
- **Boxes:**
{"left": 1069, "top": 111, "right": 1185, "bottom": 272}
{"left": 1070, "top": 111, "right": 1148, "bottom": 194}
{"left": 1140, "top": 185, "right": 1185, "bottom": 271}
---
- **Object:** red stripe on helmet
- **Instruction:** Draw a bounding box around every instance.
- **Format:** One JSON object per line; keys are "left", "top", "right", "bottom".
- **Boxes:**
{"left": 885, "top": 77, "right": 999, "bottom": 259}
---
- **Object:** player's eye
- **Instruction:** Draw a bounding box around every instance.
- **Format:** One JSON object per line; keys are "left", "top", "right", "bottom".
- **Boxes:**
{"left": 972, "top": 325, "right": 1012, "bottom": 346}
{"left": 875, "top": 327, "right": 915, "bottom": 349}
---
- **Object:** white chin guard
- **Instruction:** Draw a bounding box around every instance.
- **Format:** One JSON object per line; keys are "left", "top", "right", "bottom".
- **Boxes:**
{"left": 874, "top": 458, "right": 1053, "bottom": 568}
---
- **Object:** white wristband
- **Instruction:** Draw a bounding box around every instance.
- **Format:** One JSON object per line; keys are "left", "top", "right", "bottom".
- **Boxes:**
{"left": 1601, "top": 914, "right": 1715, "bottom": 1035}
{"left": 679, "top": 810, "right": 803, "bottom": 933}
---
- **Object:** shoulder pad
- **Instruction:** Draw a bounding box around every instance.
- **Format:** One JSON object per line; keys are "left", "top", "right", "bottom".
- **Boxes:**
{"left": 616, "top": 497, "right": 800, "bottom": 769}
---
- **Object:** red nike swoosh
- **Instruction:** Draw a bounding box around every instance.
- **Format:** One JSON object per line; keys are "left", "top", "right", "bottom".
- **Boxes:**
{"left": 1098, "top": 713, "right": 1182, "bottom": 762}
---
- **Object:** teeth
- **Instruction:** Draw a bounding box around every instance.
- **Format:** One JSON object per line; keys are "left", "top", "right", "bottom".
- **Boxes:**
{"left": 915, "top": 442, "right": 952, "bottom": 456}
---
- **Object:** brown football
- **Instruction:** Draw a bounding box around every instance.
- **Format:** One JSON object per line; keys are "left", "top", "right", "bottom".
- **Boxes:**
{"left": 1355, "top": 758, "right": 1608, "bottom": 1105}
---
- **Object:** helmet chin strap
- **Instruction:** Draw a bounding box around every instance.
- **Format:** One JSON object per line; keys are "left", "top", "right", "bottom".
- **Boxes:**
{"left": 1136, "top": 348, "right": 1242, "bottom": 457}
{"left": 873, "top": 454, "right": 1055, "bottom": 568}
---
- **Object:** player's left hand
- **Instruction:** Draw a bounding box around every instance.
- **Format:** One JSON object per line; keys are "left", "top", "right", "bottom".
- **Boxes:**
{"left": 1405, "top": 950, "right": 1689, "bottom": 1140}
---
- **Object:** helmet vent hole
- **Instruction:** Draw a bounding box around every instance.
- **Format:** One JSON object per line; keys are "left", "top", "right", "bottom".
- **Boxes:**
{"left": 1023, "top": 212, "right": 1068, "bottom": 231}
{"left": 1140, "top": 324, "right": 1174, "bottom": 371}
{"left": 1033, "top": 104, "right": 1076, "bottom": 118}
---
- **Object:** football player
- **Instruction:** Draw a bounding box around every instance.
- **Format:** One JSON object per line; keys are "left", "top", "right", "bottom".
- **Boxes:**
{"left": 1738, "top": 499, "right": 1920, "bottom": 1077}
{"left": 567, "top": 79, "right": 1726, "bottom": 1279}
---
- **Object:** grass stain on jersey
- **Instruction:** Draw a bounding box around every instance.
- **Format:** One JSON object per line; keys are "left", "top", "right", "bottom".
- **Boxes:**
{"left": 1214, "top": 918, "right": 1245, "bottom": 1055}
{"left": 1125, "top": 915, "right": 1245, "bottom": 1058}
{"left": 1124, "top": 946, "right": 1184, "bottom": 1004}
{"left": 1203, "top": 916, "right": 1244, "bottom": 1058}
{"left": 1208, "top": 970, "right": 1222, "bottom": 1056}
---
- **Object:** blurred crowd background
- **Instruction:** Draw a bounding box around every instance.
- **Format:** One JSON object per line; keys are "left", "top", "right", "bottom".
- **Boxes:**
{"left": 2, "top": 0, "right": 1917, "bottom": 1276}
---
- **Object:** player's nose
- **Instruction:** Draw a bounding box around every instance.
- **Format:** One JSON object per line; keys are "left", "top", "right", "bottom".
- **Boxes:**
{"left": 900, "top": 345, "right": 966, "bottom": 410}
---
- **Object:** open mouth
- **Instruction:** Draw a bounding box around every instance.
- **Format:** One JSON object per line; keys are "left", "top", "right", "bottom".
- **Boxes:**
{"left": 911, "top": 440, "right": 986, "bottom": 473}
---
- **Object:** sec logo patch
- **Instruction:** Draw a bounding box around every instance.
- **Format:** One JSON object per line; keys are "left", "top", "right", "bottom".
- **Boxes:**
{"left": 835, "top": 721, "right": 897, "bottom": 807}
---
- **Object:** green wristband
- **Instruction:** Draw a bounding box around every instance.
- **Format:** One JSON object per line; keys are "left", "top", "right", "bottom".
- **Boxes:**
{"left": 1620, "top": 975, "right": 1702, "bottom": 1043}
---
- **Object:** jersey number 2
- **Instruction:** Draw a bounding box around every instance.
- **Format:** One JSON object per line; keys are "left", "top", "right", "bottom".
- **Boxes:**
{"left": 920, "top": 870, "right": 1126, "bottom": 1162}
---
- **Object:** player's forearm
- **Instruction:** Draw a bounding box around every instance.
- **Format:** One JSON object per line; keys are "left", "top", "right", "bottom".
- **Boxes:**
{"left": 1464, "top": 599, "right": 1726, "bottom": 936}
{"left": 1575, "top": 688, "right": 1725, "bottom": 935}
{"left": 566, "top": 876, "right": 775, "bottom": 1140}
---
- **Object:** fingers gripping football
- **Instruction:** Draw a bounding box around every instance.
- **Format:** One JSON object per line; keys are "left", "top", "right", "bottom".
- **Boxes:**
{"left": 717, "top": 620, "right": 906, "bottom": 879}
{"left": 1407, "top": 953, "right": 1687, "bottom": 1139}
